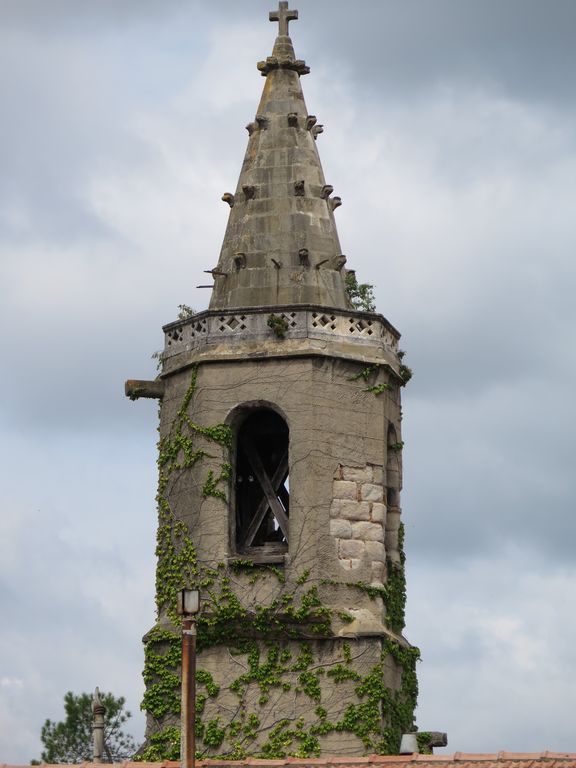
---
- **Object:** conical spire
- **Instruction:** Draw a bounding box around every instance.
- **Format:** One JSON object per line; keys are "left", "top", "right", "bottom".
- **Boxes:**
{"left": 209, "top": 2, "right": 350, "bottom": 311}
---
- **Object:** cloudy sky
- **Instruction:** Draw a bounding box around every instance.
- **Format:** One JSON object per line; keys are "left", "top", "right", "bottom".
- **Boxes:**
{"left": 1, "top": 0, "right": 575, "bottom": 761}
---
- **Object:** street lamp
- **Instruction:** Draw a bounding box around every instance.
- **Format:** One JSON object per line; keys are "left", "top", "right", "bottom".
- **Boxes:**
{"left": 177, "top": 588, "right": 200, "bottom": 768}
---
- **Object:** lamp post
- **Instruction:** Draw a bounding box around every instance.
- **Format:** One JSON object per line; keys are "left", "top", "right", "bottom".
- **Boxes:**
{"left": 177, "top": 588, "right": 200, "bottom": 768}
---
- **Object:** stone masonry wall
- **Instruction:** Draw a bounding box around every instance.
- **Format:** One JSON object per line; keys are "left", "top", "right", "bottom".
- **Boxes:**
{"left": 330, "top": 464, "right": 386, "bottom": 584}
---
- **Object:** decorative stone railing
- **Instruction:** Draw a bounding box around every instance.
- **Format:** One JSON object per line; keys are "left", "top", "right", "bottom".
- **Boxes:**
{"left": 162, "top": 306, "right": 400, "bottom": 361}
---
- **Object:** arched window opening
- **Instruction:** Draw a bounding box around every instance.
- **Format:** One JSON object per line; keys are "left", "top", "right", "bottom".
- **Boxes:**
{"left": 234, "top": 408, "right": 289, "bottom": 560}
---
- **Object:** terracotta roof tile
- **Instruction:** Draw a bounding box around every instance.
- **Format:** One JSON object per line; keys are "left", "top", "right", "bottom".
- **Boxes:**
{"left": 4, "top": 755, "right": 576, "bottom": 768}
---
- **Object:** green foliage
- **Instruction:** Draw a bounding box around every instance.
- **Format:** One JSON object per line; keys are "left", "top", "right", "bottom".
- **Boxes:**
{"left": 385, "top": 560, "right": 407, "bottom": 634}
{"left": 35, "top": 691, "right": 136, "bottom": 763}
{"left": 399, "top": 364, "right": 413, "bottom": 385}
{"left": 136, "top": 726, "right": 180, "bottom": 761}
{"left": 267, "top": 313, "right": 289, "bottom": 338}
{"left": 388, "top": 441, "right": 404, "bottom": 451}
{"left": 142, "top": 628, "right": 181, "bottom": 719}
{"left": 345, "top": 272, "right": 376, "bottom": 312}
{"left": 349, "top": 363, "right": 379, "bottom": 382}
{"left": 417, "top": 731, "right": 434, "bottom": 754}
{"left": 177, "top": 304, "right": 196, "bottom": 320}
{"left": 202, "top": 463, "right": 231, "bottom": 501}
{"left": 365, "top": 383, "right": 392, "bottom": 396}
{"left": 348, "top": 363, "right": 393, "bottom": 396}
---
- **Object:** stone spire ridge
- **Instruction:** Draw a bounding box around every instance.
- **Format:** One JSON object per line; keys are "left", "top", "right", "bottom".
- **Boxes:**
{"left": 208, "top": 2, "right": 350, "bottom": 311}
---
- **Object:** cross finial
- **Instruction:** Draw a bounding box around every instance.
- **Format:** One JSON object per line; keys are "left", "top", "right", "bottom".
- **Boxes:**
{"left": 269, "top": 1, "right": 298, "bottom": 37}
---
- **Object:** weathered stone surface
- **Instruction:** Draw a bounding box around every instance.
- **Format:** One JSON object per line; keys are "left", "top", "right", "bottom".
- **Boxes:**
{"left": 339, "top": 538, "right": 366, "bottom": 559}
{"left": 330, "top": 499, "right": 371, "bottom": 521}
{"left": 371, "top": 561, "right": 385, "bottom": 583}
{"left": 339, "top": 608, "right": 387, "bottom": 636}
{"left": 372, "top": 465, "right": 385, "bottom": 484}
{"left": 371, "top": 502, "right": 386, "bottom": 522}
{"left": 339, "top": 557, "right": 362, "bottom": 571}
{"left": 341, "top": 465, "right": 373, "bottom": 483}
{"left": 352, "top": 521, "right": 384, "bottom": 542}
{"left": 330, "top": 518, "right": 352, "bottom": 539}
{"left": 333, "top": 479, "right": 357, "bottom": 500}
{"left": 208, "top": 26, "right": 349, "bottom": 311}
{"left": 360, "top": 482, "right": 384, "bottom": 502}
{"left": 386, "top": 508, "right": 401, "bottom": 533}
{"left": 366, "top": 540, "right": 386, "bottom": 562}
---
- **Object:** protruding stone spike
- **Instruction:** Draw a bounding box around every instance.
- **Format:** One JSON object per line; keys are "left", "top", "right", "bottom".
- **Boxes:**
{"left": 298, "top": 248, "right": 310, "bottom": 267}
{"left": 234, "top": 253, "right": 247, "bottom": 270}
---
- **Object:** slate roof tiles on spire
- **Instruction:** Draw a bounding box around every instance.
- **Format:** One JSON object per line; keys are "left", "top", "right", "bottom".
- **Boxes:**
{"left": 209, "top": 2, "right": 350, "bottom": 311}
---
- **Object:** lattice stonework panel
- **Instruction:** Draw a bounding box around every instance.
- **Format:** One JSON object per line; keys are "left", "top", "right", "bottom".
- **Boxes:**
{"left": 348, "top": 317, "right": 375, "bottom": 336}
{"left": 280, "top": 312, "right": 298, "bottom": 329}
{"left": 217, "top": 314, "right": 248, "bottom": 333}
{"left": 166, "top": 327, "right": 183, "bottom": 347}
{"left": 311, "top": 312, "right": 337, "bottom": 331}
{"left": 189, "top": 318, "right": 208, "bottom": 338}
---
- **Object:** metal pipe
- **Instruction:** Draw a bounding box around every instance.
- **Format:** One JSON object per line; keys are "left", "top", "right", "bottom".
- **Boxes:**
{"left": 181, "top": 617, "right": 197, "bottom": 768}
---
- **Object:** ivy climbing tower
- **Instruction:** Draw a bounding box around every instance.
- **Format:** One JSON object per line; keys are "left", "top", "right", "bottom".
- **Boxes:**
{"left": 127, "top": 2, "right": 418, "bottom": 759}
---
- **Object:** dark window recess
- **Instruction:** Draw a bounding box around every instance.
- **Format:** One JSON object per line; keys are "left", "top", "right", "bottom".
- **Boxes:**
{"left": 235, "top": 409, "right": 289, "bottom": 560}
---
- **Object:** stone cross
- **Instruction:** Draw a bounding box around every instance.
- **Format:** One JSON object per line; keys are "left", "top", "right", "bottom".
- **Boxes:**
{"left": 269, "top": 2, "right": 298, "bottom": 36}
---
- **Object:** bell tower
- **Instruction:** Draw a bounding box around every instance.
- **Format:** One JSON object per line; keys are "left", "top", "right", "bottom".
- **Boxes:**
{"left": 127, "top": 3, "right": 418, "bottom": 760}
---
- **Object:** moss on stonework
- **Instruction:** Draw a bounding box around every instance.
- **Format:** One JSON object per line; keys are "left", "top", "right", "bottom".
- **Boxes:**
{"left": 141, "top": 364, "right": 418, "bottom": 759}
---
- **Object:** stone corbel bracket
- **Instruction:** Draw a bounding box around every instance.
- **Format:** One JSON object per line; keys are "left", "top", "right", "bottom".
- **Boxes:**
{"left": 125, "top": 379, "right": 165, "bottom": 400}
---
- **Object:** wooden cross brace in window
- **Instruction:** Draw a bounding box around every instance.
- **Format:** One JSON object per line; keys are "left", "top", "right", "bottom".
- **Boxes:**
{"left": 239, "top": 435, "right": 289, "bottom": 549}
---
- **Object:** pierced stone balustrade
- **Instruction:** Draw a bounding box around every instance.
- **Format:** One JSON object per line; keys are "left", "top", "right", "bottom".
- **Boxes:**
{"left": 162, "top": 306, "right": 401, "bottom": 374}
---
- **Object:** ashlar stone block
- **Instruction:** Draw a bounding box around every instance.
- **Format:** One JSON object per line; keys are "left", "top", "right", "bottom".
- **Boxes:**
{"left": 371, "top": 465, "right": 385, "bottom": 485}
{"left": 352, "top": 520, "right": 384, "bottom": 542}
{"left": 333, "top": 480, "right": 357, "bottom": 500}
{"left": 361, "top": 483, "right": 384, "bottom": 502}
{"left": 365, "top": 540, "right": 385, "bottom": 562}
{"left": 339, "top": 558, "right": 362, "bottom": 571}
{"left": 330, "top": 499, "right": 371, "bottom": 521}
{"left": 371, "top": 502, "right": 386, "bottom": 523}
{"left": 330, "top": 519, "right": 352, "bottom": 539}
{"left": 339, "top": 539, "right": 366, "bottom": 559}
{"left": 341, "top": 465, "right": 373, "bottom": 483}
{"left": 371, "top": 561, "right": 385, "bottom": 583}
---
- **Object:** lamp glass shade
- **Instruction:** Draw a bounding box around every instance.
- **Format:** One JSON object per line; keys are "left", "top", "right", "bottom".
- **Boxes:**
{"left": 399, "top": 733, "right": 419, "bottom": 755}
{"left": 177, "top": 588, "right": 200, "bottom": 615}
